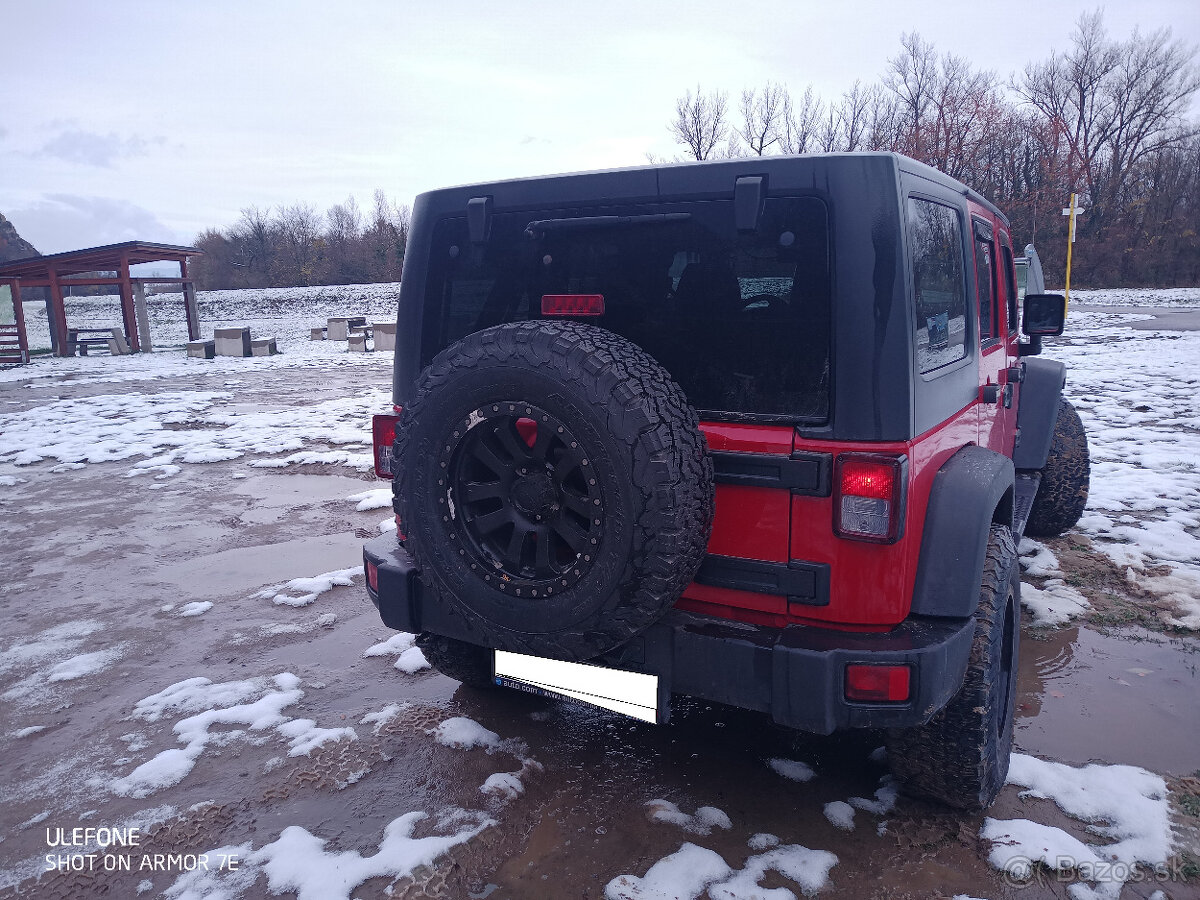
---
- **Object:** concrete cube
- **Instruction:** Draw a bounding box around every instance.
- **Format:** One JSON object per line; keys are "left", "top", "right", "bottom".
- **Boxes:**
{"left": 214, "top": 327, "right": 252, "bottom": 357}
{"left": 347, "top": 333, "right": 368, "bottom": 352}
{"left": 327, "top": 318, "right": 349, "bottom": 341}
{"left": 373, "top": 322, "right": 397, "bottom": 352}
{"left": 310, "top": 327, "right": 327, "bottom": 341}
{"left": 187, "top": 340, "right": 216, "bottom": 359}
{"left": 251, "top": 338, "right": 279, "bottom": 357}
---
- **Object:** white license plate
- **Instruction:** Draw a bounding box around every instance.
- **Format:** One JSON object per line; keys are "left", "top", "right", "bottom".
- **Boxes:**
{"left": 493, "top": 650, "right": 659, "bottom": 723}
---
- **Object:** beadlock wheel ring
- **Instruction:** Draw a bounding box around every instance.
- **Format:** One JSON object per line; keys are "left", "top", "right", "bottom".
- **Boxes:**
{"left": 440, "top": 400, "right": 604, "bottom": 596}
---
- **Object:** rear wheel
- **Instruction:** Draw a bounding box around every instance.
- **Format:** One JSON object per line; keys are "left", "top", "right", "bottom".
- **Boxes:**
{"left": 886, "top": 525, "right": 1020, "bottom": 810}
{"left": 1025, "top": 399, "right": 1089, "bottom": 537}
{"left": 416, "top": 634, "right": 495, "bottom": 690}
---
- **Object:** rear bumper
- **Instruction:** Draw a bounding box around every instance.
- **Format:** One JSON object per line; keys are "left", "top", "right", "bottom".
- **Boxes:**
{"left": 364, "top": 535, "right": 975, "bottom": 734}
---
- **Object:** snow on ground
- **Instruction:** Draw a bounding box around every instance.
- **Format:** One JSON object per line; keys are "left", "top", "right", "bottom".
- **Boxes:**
{"left": 362, "top": 631, "right": 430, "bottom": 673}
{"left": 1021, "top": 580, "right": 1091, "bottom": 627}
{"left": 177, "top": 601, "right": 213, "bottom": 618}
{"left": 605, "top": 839, "right": 839, "bottom": 900}
{"left": 253, "top": 566, "right": 360, "bottom": 607}
{"left": 823, "top": 800, "right": 856, "bottom": 831}
{"left": 1019, "top": 538, "right": 1061, "bottom": 577}
{"left": 163, "top": 810, "right": 494, "bottom": 900}
{"left": 982, "top": 753, "right": 1173, "bottom": 899}
{"left": 645, "top": 800, "right": 732, "bottom": 836}
{"left": 848, "top": 776, "right": 899, "bottom": 816}
{"left": 0, "top": 386, "right": 387, "bottom": 478}
{"left": 0, "top": 621, "right": 124, "bottom": 707}
{"left": 111, "top": 673, "right": 356, "bottom": 798}
{"left": 1049, "top": 305, "right": 1200, "bottom": 628}
{"left": 767, "top": 757, "right": 816, "bottom": 782}
{"left": 346, "top": 487, "right": 392, "bottom": 510}
{"left": 432, "top": 716, "right": 501, "bottom": 751}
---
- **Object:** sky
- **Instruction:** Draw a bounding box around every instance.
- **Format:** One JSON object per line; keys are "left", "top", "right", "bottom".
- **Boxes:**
{"left": 2, "top": 0, "right": 1198, "bottom": 254}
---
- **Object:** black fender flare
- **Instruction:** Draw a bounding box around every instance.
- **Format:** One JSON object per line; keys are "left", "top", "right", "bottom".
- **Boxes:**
{"left": 1014, "top": 358, "right": 1066, "bottom": 470}
{"left": 910, "top": 445, "right": 1014, "bottom": 619}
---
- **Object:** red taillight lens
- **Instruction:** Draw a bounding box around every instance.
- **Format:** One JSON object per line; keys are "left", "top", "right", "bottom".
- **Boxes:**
{"left": 541, "top": 294, "right": 605, "bottom": 317}
{"left": 845, "top": 664, "right": 911, "bottom": 702}
{"left": 833, "top": 453, "right": 906, "bottom": 543}
{"left": 366, "top": 560, "right": 379, "bottom": 592}
{"left": 372, "top": 413, "right": 401, "bottom": 479}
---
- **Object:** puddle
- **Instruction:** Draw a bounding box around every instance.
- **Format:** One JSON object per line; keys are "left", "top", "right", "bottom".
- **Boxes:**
{"left": 1016, "top": 624, "right": 1200, "bottom": 775}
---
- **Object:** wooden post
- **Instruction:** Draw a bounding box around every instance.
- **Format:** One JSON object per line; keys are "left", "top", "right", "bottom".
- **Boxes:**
{"left": 133, "top": 282, "right": 153, "bottom": 352}
{"left": 117, "top": 250, "right": 140, "bottom": 352}
{"left": 46, "top": 265, "right": 68, "bottom": 356}
{"left": 180, "top": 258, "right": 200, "bottom": 342}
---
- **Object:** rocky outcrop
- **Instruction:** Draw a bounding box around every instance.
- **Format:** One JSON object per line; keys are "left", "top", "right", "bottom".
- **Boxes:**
{"left": 0, "top": 212, "right": 39, "bottom": 266}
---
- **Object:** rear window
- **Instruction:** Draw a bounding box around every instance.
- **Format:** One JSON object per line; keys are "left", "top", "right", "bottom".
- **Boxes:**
{"left": 422, "top": 198, "right": 831, "bottom": 420}
{"left": 908, "top": 197, "right": 968, "bottom": 374}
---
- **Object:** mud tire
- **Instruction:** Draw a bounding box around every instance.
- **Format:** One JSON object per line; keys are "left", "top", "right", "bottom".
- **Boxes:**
{"left": 416, "top": 634, "right": 496, "bottom": 689}
{"left": 1025, "top": 399, "right": 1089, "bottom": 538}
{"left": 885, "top": 525, "right": 1020, "bottom": 810}
{"left": 395, "top": 321, "right": 714, "bottom": 661}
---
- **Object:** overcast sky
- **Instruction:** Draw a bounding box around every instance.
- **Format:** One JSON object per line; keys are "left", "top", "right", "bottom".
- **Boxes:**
{"left": 2, "top": 1, "right": 1197, "bottom": 254}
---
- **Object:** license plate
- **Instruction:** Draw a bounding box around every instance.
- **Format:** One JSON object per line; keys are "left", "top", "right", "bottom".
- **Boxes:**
{"left": 493, "top": 650, "right": 659, "bottom": 723}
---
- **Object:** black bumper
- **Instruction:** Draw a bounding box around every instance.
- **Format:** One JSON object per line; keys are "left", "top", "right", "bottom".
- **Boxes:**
{"left": 364, "top": 535, "right": 975, "bottom": 734}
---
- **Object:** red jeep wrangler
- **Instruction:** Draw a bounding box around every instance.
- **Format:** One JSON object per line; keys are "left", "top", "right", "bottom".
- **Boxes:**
{"left": 363, "top": 153, "right": 1089, "bottom": 809}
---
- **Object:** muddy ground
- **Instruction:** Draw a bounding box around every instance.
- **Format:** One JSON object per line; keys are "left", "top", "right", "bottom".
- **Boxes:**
{"left": 1, "top": 357, "right": 1198, "bottom": 900}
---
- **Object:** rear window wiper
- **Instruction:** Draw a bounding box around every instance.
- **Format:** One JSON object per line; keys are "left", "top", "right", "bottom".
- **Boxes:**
{"left": 524, "top": 212, "right": 690, "bottom": 236}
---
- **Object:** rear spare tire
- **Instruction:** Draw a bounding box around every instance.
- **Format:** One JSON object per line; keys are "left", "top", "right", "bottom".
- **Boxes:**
{"left": 395, "top": 321, "right": 714, "bottom": 661}
{"left": 1025, "top": 399, "right": 1090, "bottom": 538}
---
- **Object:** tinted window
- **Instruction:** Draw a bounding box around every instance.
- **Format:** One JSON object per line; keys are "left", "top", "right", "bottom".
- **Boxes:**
{"left": 908, "top": 198, "right": 967, "bottom": 373}
{"left": 975, "top": 236, "right": 995, "bottom": 340}
{"left": 1000, "top": 239, "right": 1018, "bottom": 334}
{"left": 423, "top": 198, "right": 831, "bottom": 419}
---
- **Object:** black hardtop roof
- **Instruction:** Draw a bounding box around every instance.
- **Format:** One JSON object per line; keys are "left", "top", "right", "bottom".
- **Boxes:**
{"left": 415, "top": 152, "right": 1008, "bottom": 225}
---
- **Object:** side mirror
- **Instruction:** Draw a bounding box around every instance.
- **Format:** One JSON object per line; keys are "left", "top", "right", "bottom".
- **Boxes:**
{"left": 1022, "top": 293, "right": 1065, "bottom": 337}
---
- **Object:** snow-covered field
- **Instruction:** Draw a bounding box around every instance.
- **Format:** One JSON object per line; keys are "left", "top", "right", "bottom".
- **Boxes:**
{"left": 19, "top": 282, "right": 403, "bottom": 353}
{"left": 0, "top": 286, "right": 1197, "bottom": 899}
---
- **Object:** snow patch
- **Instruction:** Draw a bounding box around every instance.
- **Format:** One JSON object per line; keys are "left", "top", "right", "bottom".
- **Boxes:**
{"left": 1021, "top": 579, "right": 1090, "bottom": 626}
{"left": 1020, "top": 538, "right": 1061, "bottom": 577}
{"left": 254, "top": 566, "right": 359, "bottom": 607}
{"left": 431, "top": 717, "right": 500, "bottom": 751}
{"left": 645, "top": 800, "right": 732, "bottom": 836}
{"left": 605, "top": 843, "right": 733, "bottom": 900}
{"left": 346, "top": 487, "right": 392, "bottom": 511}
{"left": 177, "top": 601, "right": 213, "bottom": 618}
{"left": 824, "top": 800, "right": 856, "bottom": 831}
{"left": 767, "top": 757, "right": 816, "bottom": 782}
{"left": 480, "top": 772, "right": 525, "bottom": 800}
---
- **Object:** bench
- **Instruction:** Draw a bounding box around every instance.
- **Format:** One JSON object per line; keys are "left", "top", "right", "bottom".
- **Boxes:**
{"left": 68, "top": 327, "right": 128, "bottom": 356}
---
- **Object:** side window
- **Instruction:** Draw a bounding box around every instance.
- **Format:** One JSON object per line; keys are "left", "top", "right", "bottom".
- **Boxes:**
{"left": 974, "top": 232, "right": 996, "bottom": 341}
{"left": 908, "top": 197, "right": 967, "bottom": 374}
{"left": 1000, "top": 238, "right": 1018, "bottom": 335}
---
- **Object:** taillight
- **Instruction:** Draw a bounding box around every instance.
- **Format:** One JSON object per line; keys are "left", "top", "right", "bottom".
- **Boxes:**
{"left": 541, "top": 294, "right": 605, "bottom": 317}
{"left": 366, "top": 560, "right": 379, "bottom": 592}
{"left": 372, "top": 413, "right": 401, "bottom": 479}
{"left": 845, "top": 664, "right": 911, "bottom": 702}
{"left": 833, "top": 453, "right": 907, "bottom": 543}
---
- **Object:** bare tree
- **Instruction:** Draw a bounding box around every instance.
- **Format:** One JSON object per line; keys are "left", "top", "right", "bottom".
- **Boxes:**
{"left": 737, "top": 83, "right": 789, "bottom": 155}
{"left": 778, "top": 85, "right": 824, "bottom": 154}
{"left": 670, "top": 85, "right": 730, "bottom": 160}
{"left": 1015, "top": 10, "right": 1200, "bottom": 225}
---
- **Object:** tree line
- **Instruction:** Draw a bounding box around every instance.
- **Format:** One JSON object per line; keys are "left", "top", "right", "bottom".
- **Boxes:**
{"left": 659, "top": 12, "right": 1199, "bottom": 287}
{"left": 191, "top": 189, "right": 409, "bottom": 290}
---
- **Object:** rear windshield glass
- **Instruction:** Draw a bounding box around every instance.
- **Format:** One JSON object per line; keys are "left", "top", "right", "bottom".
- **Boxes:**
{"left": 422, "top": 197, "right": 831, "bottom": 420}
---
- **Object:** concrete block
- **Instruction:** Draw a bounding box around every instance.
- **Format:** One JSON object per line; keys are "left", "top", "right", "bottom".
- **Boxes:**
{"left": 187, "top": 340, "right": 216, "bottom": 359}
{"left": 327, "top": 318, "right": 349, "bottom": 341}
{"left": 310, "top": 327, "right": 327, "bottom": 341}
{"left": 215, "top": 327, "right": 252, "bottom": 357}
{"left": 108, "top": 330, "right": 132, "bottom": 355}
{"left": 251, "top": 338, "right": 279, "bottom": 357}
{"left": 373, "top": 322, "right": 397, "bottom": 352}
{"left": 347, "top": 333, "right": 368, "bottom": 352}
